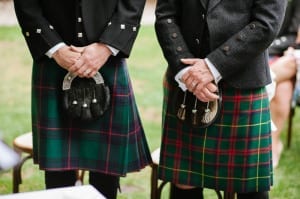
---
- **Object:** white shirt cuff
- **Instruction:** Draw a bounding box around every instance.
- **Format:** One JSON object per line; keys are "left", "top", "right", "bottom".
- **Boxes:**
{"left": 106, "top": 45, "right": 119, "bottom": 56}
{"left": 45, "top": 42, "right": 66, "bottom": 58}
{"left": 205, "top": 58, "right": 222, "bottom": 83}
{"left": 266, "top": 69, "right": 277, "bottom": 101}
{"left": 174, "top": 67, "right": 191, "bottom": 91}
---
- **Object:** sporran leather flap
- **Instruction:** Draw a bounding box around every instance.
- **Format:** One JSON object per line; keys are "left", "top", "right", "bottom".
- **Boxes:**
{"left": 173, "top": 86, "right": 222, "bottom": 128}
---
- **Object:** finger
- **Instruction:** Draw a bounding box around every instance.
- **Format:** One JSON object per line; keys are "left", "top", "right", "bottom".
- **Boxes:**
{"left": 194, "top": 87, "right": 219, "bottom": 101}
{"left": 206, "top": 83, "right": 218, "bottom": 93}
{"left": 202, "top": 87, "right": 219, "bottom": 100}
{"left": 184, "top": 77, "right": 195, "bottom": 90}
{"left": 187, "top": 84, "right": 197, "bottom": 93}
{"left": 69, "top": 59, "right": 84, "bottom": 74}
{"left": 70, "top": 45, "right": 85, "bottom": 53}
{"left": 89, "top": 71, "right": 97, "bottom": 78}
{"left": 83, "top": 68, "right": 92, "bottom": 77}
{"left": 194, "top": 92, "right": 210, "bottom": 102}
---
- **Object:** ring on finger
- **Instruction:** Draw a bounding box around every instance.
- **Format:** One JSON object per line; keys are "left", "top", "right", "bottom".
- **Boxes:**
{"left": 84, "top": 68, "right": 92, "bottom": 75}
{"left": 191, "top": 81, "right": 197, "bottom": 88}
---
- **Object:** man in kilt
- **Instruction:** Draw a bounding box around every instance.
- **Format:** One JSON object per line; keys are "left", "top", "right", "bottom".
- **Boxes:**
{"left": 13, "top": 0, "right": 152, "bottom": 198}
{"left": 155, "top": 0, "right": 286, "bottom": 198}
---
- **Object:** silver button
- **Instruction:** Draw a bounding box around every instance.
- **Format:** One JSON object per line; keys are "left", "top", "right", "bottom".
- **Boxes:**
{"left": 36, "top": 29, "right": 42, "bottom": 34}
{"left": 108, "top": 22, "right": 112, "bottom": 26}
{"left": 202, "top": 14, "right": 205, "bottom": 19}
{"left": 120, "top": 24, "right": 125, "bottom": 29}
{"left": 133, "top": 27, "right": 137, "bottom": 31}
{"left": 274, "top": 40, "right": 281, "bottom": 45}
{"left": 49, "top": 25, "right": 54, "bottom": 30}
{"left": 281, "top": 36, "right": 287, "bottom": 42}
{"left": 195, "top": 38, "right": 200, "bottom": 44}
{"left": 78, "top": 17, "right": 82, "bottom": 23}
{"left": 78, "top": 32, "right": 83, "bottom": 38}
{"left": 167, "top": 19, "right": 172, "bottom": 24}
{"left": 25, "top": 32, "right": 30, "bottom": 37}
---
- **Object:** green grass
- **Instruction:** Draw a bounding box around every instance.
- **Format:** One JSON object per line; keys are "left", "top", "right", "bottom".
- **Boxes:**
{"left": 0, "top": 25, "right": 300, "bottom": 198}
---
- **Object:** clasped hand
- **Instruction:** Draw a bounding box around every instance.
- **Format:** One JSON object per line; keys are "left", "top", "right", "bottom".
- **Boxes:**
{"left": 180, "top": 58, "right": 219, "bottom": 102}
{"left": 52, "top": 42, "right": 112, "bottom": 78}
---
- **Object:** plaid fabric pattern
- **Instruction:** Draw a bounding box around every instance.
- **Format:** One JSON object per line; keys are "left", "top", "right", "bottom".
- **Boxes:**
{"left": 31, "top": 58, "right": 152, "bottom": 176}
{"left": 159, "top": 76, "right": 273, "bottom": 193}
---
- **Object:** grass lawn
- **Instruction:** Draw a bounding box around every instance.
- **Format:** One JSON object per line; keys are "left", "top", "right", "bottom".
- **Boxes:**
{"left": 0, "top": 25, "right": 300, "bottom": 198}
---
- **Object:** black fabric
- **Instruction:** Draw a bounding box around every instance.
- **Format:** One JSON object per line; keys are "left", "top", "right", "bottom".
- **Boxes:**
{"left": 45, "top": 170, "right": 77, "bottom": 189}
{"left": 268, "top": 34, "right": 296, "bottom": 56}
{"left": 89, "top": 171, "right": 120, "bottom": 199}
{"left": 45, "top": 170, "right": 120, "bottom": 199}
{"left": 268, "top": 0, "right": 300, "bottom": 56}
{"left": 169, "top": 184, "right": 204, "bottom": 199}
{"left": 237, "top": 191, "right": 269, "bottom": 199}
{"left": 278, "top": 0, "right": 300, "bottom": 36}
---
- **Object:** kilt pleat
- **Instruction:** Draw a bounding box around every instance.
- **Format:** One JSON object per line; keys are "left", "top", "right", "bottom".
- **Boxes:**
{"left": 159, "top": 75, "right": 273, "bottom": 193}
{"left": 31, "top": 58, "right": 152, "bottom": 176}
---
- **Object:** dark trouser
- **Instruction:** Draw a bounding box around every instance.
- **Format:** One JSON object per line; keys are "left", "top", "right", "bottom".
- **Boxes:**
{"left": 169, "top": 184, "right": 269, "bottom": 199}
{"left": 45, "top": 170, "right": 120, "bottom": 199}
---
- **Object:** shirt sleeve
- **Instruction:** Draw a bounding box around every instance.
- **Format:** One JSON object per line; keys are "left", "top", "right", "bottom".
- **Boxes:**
{"left": 45, "top": 42, "right": 66, "bottom": 58}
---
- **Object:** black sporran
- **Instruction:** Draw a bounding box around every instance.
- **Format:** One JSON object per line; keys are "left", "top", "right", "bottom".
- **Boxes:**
{"left": 62, "top": 72, "right": 110, "bottom": 121}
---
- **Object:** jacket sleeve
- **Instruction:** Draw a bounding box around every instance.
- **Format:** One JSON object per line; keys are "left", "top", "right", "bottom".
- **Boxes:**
{"left": 99, "top": 0, "right": 146, "bottom": 57}
{"left": 13, "top": 0, "right": 63, "bottom": 61}
{"left": 206, "top": 0, "right": 287, "bottom": 79}
{"left": 155, "top": 0, "right": 195, "bottom": 75}
{"left": 288, "top": 0, "right": 300, "bottom": 34}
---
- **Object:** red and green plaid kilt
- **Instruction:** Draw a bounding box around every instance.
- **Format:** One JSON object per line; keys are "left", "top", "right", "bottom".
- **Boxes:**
{"left": 159, "top": 75, "right": 273, "bottom": 193}
{"left": 31, "top": 58, "right": 152, "bottom": 176}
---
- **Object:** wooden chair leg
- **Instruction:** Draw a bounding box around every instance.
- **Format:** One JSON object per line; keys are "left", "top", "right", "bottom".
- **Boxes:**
{"left": 151, "top": 163, "right": 158, "bottom": 199}
{"left": 12, "top": 155, "right": 32, "bottom": 193}
{"left": 75, "top": 170, "right": 85, "bottom": 186}
{"left": 287, "top": 106, "right": 295, "bottom": 149}
{"left": 150, "top": 162, "right": 169, "bottom": 199}
{"left": 215, "top": 190, "right": 223, "bottom": 199}
{"left": 224, "top": 191, "right": 235, "bottom": 199}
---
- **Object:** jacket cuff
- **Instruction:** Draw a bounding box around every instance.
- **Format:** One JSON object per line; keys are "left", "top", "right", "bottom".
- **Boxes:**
{"left": 99, "top": 19, "right": 140, "bottom": 57}
{"left": 21, "top": 23, "right": 63, "bottom": 61}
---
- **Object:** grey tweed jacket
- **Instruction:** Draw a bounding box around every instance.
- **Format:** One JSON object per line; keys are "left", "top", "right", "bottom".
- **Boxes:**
{"left": 155, "top": 0, "right": 286, "bottom": 88}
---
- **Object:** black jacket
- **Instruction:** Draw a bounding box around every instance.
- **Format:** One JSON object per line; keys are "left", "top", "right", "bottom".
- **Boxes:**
{"left": 279, "top": 0, "right": 300, "bottom": 36}
{"left": 155, "top": 0, "right": 286, "bottom": 88}
{"left": 14, "top": 0, "right": 146, "bottom": 61}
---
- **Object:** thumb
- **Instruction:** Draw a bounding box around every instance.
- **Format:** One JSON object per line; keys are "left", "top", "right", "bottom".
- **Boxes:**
{"left": 180, "top": 58, "right": 197, "bottom": 65}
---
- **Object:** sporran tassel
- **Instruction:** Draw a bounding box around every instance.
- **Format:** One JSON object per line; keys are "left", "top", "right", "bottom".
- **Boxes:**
{"left": 192, "top": 98, "right": 198, "bottom": 125}
{"left": 201, "top": 102, "right": 211, "bottom": 123}
{"left": 177, "top": 92, "right": 187, "bottom": 120}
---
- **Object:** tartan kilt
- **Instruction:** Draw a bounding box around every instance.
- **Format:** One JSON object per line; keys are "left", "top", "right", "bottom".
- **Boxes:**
{"left": 159, "top": 75, "right": 273, "bottom": 193}
{"left": 31, "top": 57, "right": 152, "bottom": 176}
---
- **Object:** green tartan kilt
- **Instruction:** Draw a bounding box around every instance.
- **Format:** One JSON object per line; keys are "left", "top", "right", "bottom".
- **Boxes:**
{"left": 31, "top": 58, "right": 152, "bottom": 176}
{"left": 159, "top": 75, "right": 273, "bottom": 193}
